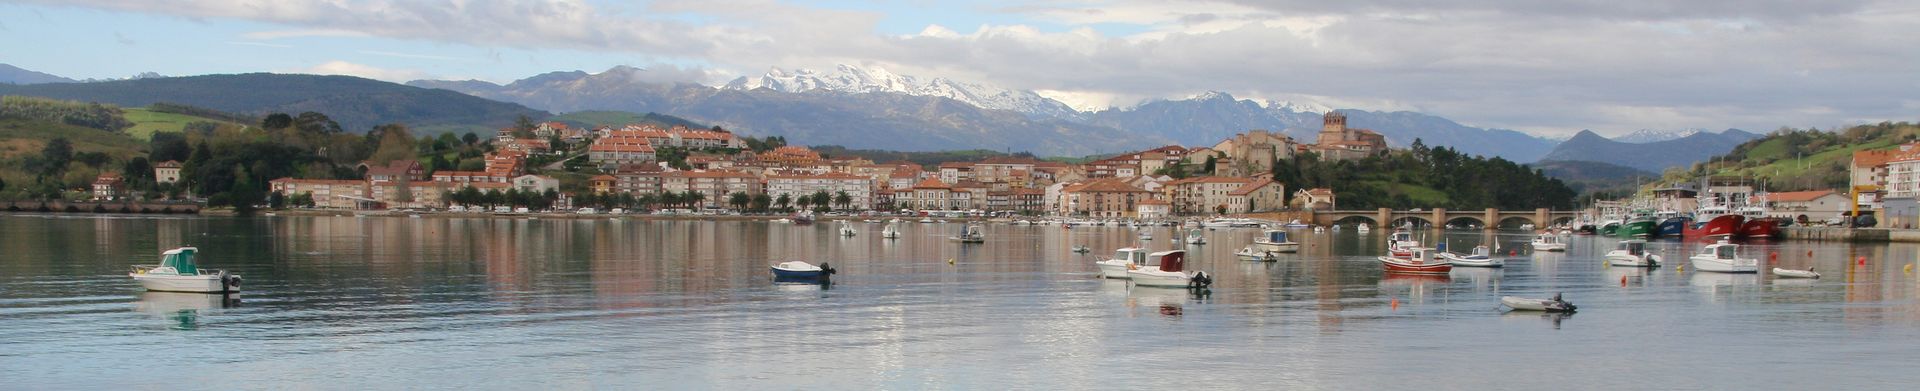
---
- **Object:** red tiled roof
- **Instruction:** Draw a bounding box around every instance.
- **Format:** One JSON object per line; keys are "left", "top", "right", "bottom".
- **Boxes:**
{"left": 1768, "top": 190, "right": 1838, "bottom": 203}
{"left": 912, "top": 177, "right": 952, "bottom": 189}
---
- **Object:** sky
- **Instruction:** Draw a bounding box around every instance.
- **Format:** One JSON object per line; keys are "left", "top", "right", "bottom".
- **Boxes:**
{"left": 1, "top": 0, "right": 1916, "bottom": 138}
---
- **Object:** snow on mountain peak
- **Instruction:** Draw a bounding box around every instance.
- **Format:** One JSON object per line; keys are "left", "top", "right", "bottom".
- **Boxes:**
{"left": 722, "top": 64, "right": 1082, "bottom": 119}
{"left": 1263, "top": 99, "right": 1332, "bottom": 114}
{"left": 1615, "top": 128, "right": 1707, "bottom": 143}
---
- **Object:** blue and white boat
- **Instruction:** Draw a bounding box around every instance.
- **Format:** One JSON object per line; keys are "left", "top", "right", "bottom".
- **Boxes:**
{"left": 770, "top": 261, "right": 836, "bottom": 280}
{"left": 129, "top": 247, "right": 241, "bottom": 293}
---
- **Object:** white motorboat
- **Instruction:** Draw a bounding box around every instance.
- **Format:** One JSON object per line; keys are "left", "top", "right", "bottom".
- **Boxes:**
{"left": 951, "top": 224, "right": 985, "bottom": 244}
{"left": 1235, "top": 246, "right": 1281, "bottom": 261}
{"left": 1126, "top": 250, "right": 1212, "bottom": 288}
{"left": 1502, "top": 293, "right": 1577, "bottom": 312}
{"left": 1096, "top": 247, "right": 1149, "bottom": 279}
{"left": 1530, "top": 232, "right": 1567, "bottom": 252}
{"left": 1605, "top": 239, "right": 1662, "bottom": 267}
{"left": 129, "top": 247, "right": 241, "bottom": 293}
{"left": 770, "top": 261, "right": 835, "bottom": 280}
{"left": 881, "top": 223, "right": 901, "bottom": 239}
{"left": 1312, "top": 226, "right": 1326, "bottom": 234}
{"left": 1355, "top": 224, "right": 1372, "bottom": 234}
{"left": 1282, "top": 219, "right": 1310, "bottom": 229}
{"left": 1439, "top": 245, "right": 1503, "bottom": 268}
{"left": 1184, "top": 229, "right": 1206, "bottom": 245}
{"left": 839, "top": 222, "right": 858, "bottom": 237}
{"left": 1690, "top": 240, "right": 1758, "bottom": 273}
{"left": 919, "top": 218, "right": 935, "bottom": 223}
{"left": 1250, "top": 230, "right": 1300, "bottom": 253}
{"left": 1772, "top": 267, "right": 1820, "bottom": 279}
{"left": 1138, "top": 231, "right": 1153, "bottom": 241}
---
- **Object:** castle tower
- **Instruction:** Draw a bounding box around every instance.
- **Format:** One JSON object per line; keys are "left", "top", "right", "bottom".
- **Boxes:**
{"left": 1318, "top": 111, "right": 1348, "bottom": 145}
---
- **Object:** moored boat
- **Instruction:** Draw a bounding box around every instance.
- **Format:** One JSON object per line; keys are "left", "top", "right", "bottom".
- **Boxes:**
{"left": 1234, "top": 246, "right": 1281, "bottom": 261}
{"left": 951, "top": 224, "right": 986, "bottom": 243}
{"left": 881, "top": 223, "right": 901, "bottom": 239}
{"left": 129, "top": 247, "right": 241, "bottom": 294}
{"left": 1250, "top": 229, "right": 1299, "bottom": 253}
{"left": 1656, "top": 216, "right": 1689, "bottom": 238}
{"left": 1438, "top": 245, "right": 1503, "bottom": 268}
{"left": 1125, "top": 250, "right": 1213, "bottom": 288}
{"left": 1772, "top": 267, "right": 1820, "bottom": 279}
{"left": 1684, "top": 213, "right": 1743, "bottom": 240}
{"left": 1529, "top": 232, "right": 1566, "bottom": 252}
{"left": 770, "top": 261, "right": 836, "bottom": 280}
{"left": 1096, "top": 247, "right": 1148, "bottom": 279}
{"left": 1604, "top": 239, "right": 1662, "bottom": 267}
{"left": 1355, "top": 224, "right": 1372, "bottom": 234}
{"left": 1689, "top": 240, "right": 1758, "bottom": 273}
{"left": 1502, "top": 293, "right": 1577, "bottom": 312}
{"left": 1184, "top": 229, "right": 1206, "bottom": 245}
{"left": 1379, "top": 247, "right": 1452, "bottom": 274}
{"left": 1621, "top": 209, "right": 1657, "bottom": 238}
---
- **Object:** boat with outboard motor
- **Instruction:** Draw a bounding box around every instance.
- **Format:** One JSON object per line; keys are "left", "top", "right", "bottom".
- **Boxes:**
{"left": 951, "top": 224, "right": 986, "bottom": 243}
{"left": 1126, "top": 250, "right": 1212, "bottom": 288}
{"left": 770, "top": 261, "right": 836, "bottom": 280}
{"left": 1184, "top": 229, "right": 1206, "bottom": 245}
{"left": 1502, "top": 293, "right": 1577, "bottom": 312}
{"left": 1235, "top": 246, "right": 1282, "bottom": 261}
{"left": 881, "top": 223, "right": 901, "bottom": 239}
{"left": 1379, "top": 247, "right": 1452, "bottom": 274}
{"left": 1096, "top": 247, "right": 1149, "bottom": 279}
{"left": 1530, "top": 232, "right": 1566, "bottom": 252}
{"left": 1605, "top": 239, "right": 1662, "bottom": 267}
{"left": 1250, "top": 229, "right": 1300, "bottom": 253}
{"left": 129, "top": 247, "right": 241, "bottom": 293}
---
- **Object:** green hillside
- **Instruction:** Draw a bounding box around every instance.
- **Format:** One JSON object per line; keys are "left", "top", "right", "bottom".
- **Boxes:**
{"left": 1669, "top": 122, "right": 1919, "bottom": 191}
{"left": 0, "top": 73, "right": 548, "bottom": 133}
{"left": 122, "top": 108, "right": 244, "bottom": 140}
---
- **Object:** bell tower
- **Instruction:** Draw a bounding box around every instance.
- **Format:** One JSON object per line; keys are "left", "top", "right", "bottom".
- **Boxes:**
{"left": 1318, "top": 111, "right": 1347, "bottom": 144}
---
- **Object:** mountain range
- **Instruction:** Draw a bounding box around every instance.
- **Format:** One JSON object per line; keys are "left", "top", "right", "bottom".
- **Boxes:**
{"left": 1537, "top": 129, "right": 1761, "bottom": 173}
{"left": 1, "top": 64, "right": 75, "bottom": 85}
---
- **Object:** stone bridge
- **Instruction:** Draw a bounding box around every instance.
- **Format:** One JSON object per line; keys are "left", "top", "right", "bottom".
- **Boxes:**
{"left": 1310, "top": 208, "right": 1581, "bottom": 229}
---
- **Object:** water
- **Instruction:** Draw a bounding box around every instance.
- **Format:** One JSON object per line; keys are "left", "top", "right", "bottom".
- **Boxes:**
{"left": 3, "top": 215, "right": 1919, "bottom": 389}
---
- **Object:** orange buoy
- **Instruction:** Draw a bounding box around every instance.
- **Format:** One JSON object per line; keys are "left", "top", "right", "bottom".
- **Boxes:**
{"left": 1858, "top": 256, "right": 1868, "bottom": 266}
{"left": 1391, "top": 297, "right": 1400, "bottom": 310}
{"left": 1620, "top": 275, "right": 1628, "bottom": 287}
{"left": 1807, "top": 250, "right": 1814, "bottom": 257}
{"left": 1770, "top": 252, "right": 1778, "bottom": 263}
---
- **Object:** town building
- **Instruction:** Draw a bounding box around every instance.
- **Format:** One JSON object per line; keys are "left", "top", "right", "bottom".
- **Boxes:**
{"left": 1224, "top": 178, "right": 1284, "bottom": 214}
{"left": 361, "top": 160, "right": 425, "bottom": 183}
{"left": 1058, "top": 178, "right": 1156, "bottom": 218}
{"left": 154, "top": 160, "right": 182, "bottom": 184}
{"left": 1293, "top": 188, "right": 1336, "bottom": 210}
{"left": 1765, "top": 190, "right": 1851, "bottom": 222}
{"left": 661, "top": 170, "right": 761, "bottom": 209}
{"left": 767, "top": 172, "right": 875, "bottom": 210}
{"left": 1165, "top": 176, "right": 1254, "bottom": 215}
{"left": 1211, "top": 130, "right": 1297, "bottom": 177}
{"left": 1136, "top": 199, "right": 1172, "bottom": 220}
{"left": 92, "top": 173, "right": 125, "bottom": 201}
{"left": 1313, "top": 111, "right": 1389, "bottom": 161}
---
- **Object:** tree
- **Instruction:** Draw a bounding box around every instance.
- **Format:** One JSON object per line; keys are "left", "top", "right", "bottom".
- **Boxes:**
{"left": 811, "top": 190, "right": 832, "bottom": 211}
{"left": 462, "top": 132, "right": 480, "bottom": 146}
{"left": 122, "top": 157, "right": 154, "bottom": 189}
{"left": 776, "top": 193, "right": 792, "bottom": 212}
{"left": 834, "top": 191, "right": 853, "bottom": 210}
{"left": 148, "top": 132, "right": 192, "bottom": 163}
{"left": 512, "top": 115, "right": 537, "bottom": 138}
{"left": 40, "top": 137, "right": 73, "bottom": 173}
{"left": 1202, "top": 155, "right": 1217, "bottom": 175}
{"left": 262, "top": 113, "right": 294, "bottom": 129}
{"left": 749, "top": 193, "right": 771, "bottom": 213}
{"left": 294, "top": 112, "right": 342, "bottom": 134}
{"left": 367, "top": 124, "right": 417, "bottom": 165}
{"left": 793, "top": 193, "right": 810, "bottom": 211}
{"left": 728, "top": 191, "right": 750, "bottom": 211}
{"left": 685, "top": 190, "right": 706, "bottom": 209}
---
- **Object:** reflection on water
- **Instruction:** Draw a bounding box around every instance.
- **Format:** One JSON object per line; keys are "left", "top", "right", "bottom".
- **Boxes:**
{"left": 3, "top": 215, "right": 1920, "bottom": 388}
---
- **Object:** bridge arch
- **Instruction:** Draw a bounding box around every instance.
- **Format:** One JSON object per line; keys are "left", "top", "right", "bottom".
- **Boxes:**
{"left": 1332, "top": 215, "right": 1379, "bottom": 227}
{"left": 1390, "top": 216, "right": 1433, "bottom": 228}
{"left": 1444, "top": 216, "right": 1486, "bottom": 229}
{"left": 1497, "top": 216, "right": 1537, "bottom": 229}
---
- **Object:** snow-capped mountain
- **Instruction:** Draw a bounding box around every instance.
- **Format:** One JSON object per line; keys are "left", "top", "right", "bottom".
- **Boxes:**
{"left": 1263, "top": 99, "right": 1332, "bottom": 114}
{"left": 723, "top": 64, "right": 1085, "bottom": 120}
{"left": 1614, "top": 128, "right": 1708, "bottom": 143}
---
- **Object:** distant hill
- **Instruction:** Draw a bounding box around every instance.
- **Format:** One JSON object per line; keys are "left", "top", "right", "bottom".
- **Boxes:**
{"left": 410, "top": 67, "right": 1166, "bottom": 156}
{"left": 548, "top": 110, "right": 703, "bottom": 129}
{"left": 1531, "top": 160, "right": 1657, "bottom": 194}
{"left": 1537, "top": 129, "right": 1761, "bottom": 172}
{"left": 1084, "top": 92, "right": 1559, "bottom": 162}
{"left": 0, "top": 64, "right": 75, "bottom": 85}
{"left": 1681, "top": 122, "right": 1920, "bottom": 192}
{"left": 0, "top": 73, "right": 548, "bottom": 133}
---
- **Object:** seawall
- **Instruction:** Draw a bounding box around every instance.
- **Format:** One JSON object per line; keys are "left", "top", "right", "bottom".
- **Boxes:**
{"left": 1783, "top": 227, "right": 1920, "bottom": 243}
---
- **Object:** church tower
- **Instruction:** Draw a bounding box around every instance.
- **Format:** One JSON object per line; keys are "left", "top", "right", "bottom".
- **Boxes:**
{"left": 1318, "top": 111, "right": 1348, "bottom": 144}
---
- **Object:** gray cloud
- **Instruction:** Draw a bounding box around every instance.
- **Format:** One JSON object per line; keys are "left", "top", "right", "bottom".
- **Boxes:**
{"left": 21, "top": 0, "right": 1918, "bottom": 136}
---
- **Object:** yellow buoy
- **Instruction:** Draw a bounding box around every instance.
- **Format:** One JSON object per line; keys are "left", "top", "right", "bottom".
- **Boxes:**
{"left": 947, "top": 258, "right": 956, "bottom": 265}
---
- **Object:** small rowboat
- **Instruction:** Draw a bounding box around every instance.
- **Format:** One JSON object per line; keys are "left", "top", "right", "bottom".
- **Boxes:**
{"left": 771, "top": 261, "right": 836, "bottom": 280}
{"left": 1502, "top": 293, "right": 1577, "bottom": 312}
{"left": 1438, "top": 245, "right": 1503, "bottom": 268}
{"left": 1773, "top": 267, "right": 1820, "bottom": 279}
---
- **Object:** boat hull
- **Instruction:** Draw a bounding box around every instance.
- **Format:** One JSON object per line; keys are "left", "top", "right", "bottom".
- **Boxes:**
{"left": 1738, "top": 219, "right": 1779, "bottom": 239}
{"left": 1685, "top": 215, "right": 1743, "bottom": 239}
{"left": 1600, "top": 223, "right": 1620, "bottom": 236}
{"left": 130, "top": 273, "right": 236, "bottom": 293}
{"left": 769, "top": 267, "right": 829, "bottom": 280}
{"left": 1439, "top": 253, "right": 1503, "bottom": 268}
{"left": 1656, "top": 218, "right": 1689, "bottom": 237}
{"left": 1605, "top": 254, "right": 1662, "bottom": 268}
{"left": 1378, "top": 257, "right": 1452, "bottom": 274}
{"left": 1772, "top": 268, "right": 1820, "bottom": 278}
{"left": 1689, "top": 256, "right": 1758, "bottom": 273}
{"left": 1502, "top": 296, "right": 1575, "bottom": 312}
{"left": 1126, "top": 270, "right": 1195, "bottom": 287}
{"left": 1621, "top": 221, "right": 1656, "bottom": 238}
{"left": 1249, "top": 241, "right": 1299, "bottom": 253}
{"left": 1095, "top": 261, "right": 1133, "bottom": 279}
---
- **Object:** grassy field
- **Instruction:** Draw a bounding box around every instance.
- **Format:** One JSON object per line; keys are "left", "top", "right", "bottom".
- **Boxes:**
{"left": 122, "top": 108, "right": 240, "bottom": 140}
{"left": 0, "top": 117, "right": 145, "bottom": 160}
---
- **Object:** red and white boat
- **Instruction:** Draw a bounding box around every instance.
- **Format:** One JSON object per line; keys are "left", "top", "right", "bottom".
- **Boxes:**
{"left": 1683, "top": 213, "right": 1742, "bottom": 240}
{"left": 1379, "top": 247, "right": 1452, "bottom": 274}
{"left": 1387, "top": 230, "right": 1420, "bottom": 257}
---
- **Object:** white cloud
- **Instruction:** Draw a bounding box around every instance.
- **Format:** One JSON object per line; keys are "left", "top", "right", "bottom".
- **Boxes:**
{"left": 289, "top": 60, "right": 428, "bottom": 82}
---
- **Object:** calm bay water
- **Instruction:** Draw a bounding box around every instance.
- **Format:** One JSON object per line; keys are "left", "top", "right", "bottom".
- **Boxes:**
{"left": 3, "top": 214, "right": 1919, "bottom": 389}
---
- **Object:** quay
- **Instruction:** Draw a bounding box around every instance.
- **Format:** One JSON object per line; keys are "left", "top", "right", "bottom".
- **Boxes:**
{"left": 1782, "top": 227, "right": 1920, "bottom": 243}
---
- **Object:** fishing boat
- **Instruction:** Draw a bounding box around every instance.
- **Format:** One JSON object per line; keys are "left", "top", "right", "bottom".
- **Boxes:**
{"left": 1685, "top": 202, "right": 1743, "bottom": 240}
{"left": 1604, "top": 239, "right": 1662, "bottom": 267}
{"left": 1234, "top": 246, "right": 1281, "bottom": 261}
{"left": 1736, "top": 202, "right": 1780, "bottom": 239}
{"left": 1656, "top": 210, "right": 1689, "bottom": 238}
{"left": 1438, "top": 245, "right": 1503, "bottom": 268}
{"left": 1379, "top": 247, "right": 1452, "bottom": 274}
{"left": 1599, "top": 220, "right": 1622, "bottom": 236}
{"left": 1095, "top": 247, "right": 1149, "bottom": 279}
{"left": 881, "top": 223, "right": 901, "bottom": 239}
{"left": 1138, "top": 230, "right": 1153, "bottom": 241}
{"left": 1125, "top": 250, "right": 1213, "bottom": 288}
{"left": 129, "top": 247, "right": 241, "bottom": 293}
{"left": 792, "top": 210, "right": 816, "bottom": 226}
{"left": 1184, "top": 229, "right": 1206, "bottom": 245}
{"left": 1621, "top": 209, "right": 1658, "bottom": 238}
{"left": 770, "top": 261, "right": 835, "bottom": 280}
{"left": 1530, "top": 232, "right": 1567, "bottom": 252}
{"left": 1689, "top": 240, "right": 1758, "bottom": 273}
{"left": 1387, "top": 230, "right": 1420, "bottom": 257}
{"left": 951, "top": 224, "right": 986, "bottom": 244}
{"left": 1250, "top": 229, "right": 1300, "bottom": 253}
{"left": 1501, "top": 293, "right": 1577, "bottom": 312}
{"left": 1772, "top": 267, "right": 1820, "bottom": 279}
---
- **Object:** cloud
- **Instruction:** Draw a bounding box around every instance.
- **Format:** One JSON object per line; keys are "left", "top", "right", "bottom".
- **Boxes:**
{"left": 27, "top": 0, "right": 1920, "bottom": 136}
{"left": 358, "top": 50, "right": 469, "bottom": 61}
{"left": 289, "top": 60, "right": 428, "bottom": 82}
{"left": 112, "top": 31, "right": 135, "bottom": 45}
{"left": 224, "top": 41, "right": 292, "bottom": 48}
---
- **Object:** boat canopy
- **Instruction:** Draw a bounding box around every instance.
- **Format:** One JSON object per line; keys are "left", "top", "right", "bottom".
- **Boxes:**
{"left": 1113, "top": 248, "right": 1148, "bottom": 265}
{"left": 1389, "top": 231, "right": 1412, "bottom": 242}
{"left": 161, "top": 247, "right": 200, "bottom": 275}
{"left": 1265, "top": 230, "right": 1290, "bottom": 243}
{"left": 1618, "top": 240, "right": 1645, "bottom": 255}
{"left": 1148, "top": 250, "right": 1186, "bottom": 272}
